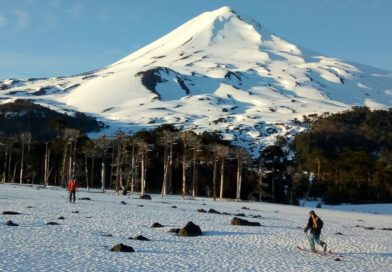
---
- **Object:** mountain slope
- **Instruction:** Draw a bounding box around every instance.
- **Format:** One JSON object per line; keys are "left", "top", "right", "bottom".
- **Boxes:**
{"left": 1, "top": 6, "right": 391, "bottom": 154}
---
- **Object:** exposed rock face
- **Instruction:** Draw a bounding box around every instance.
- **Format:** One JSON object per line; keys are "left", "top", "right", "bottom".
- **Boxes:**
{"left": 230, "top": 217, "right": 261, "bottom": 226}
{"left": 177, "top": 221, "right": 203, "bottom": 237}
{"left": 110, "top": 243, "right": 135, "bottom": 253}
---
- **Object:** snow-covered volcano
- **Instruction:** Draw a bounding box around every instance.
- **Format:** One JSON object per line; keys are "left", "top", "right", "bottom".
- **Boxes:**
{"left": 1, "top": 6, "right": 392, "bottom": 153}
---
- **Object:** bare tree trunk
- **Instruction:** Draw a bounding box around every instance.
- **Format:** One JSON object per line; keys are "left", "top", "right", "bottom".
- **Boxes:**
{"left": 44, "top": 143, "right": 50, "bottom": 187}
{"left": 2, "top": 149, "right": 7, "bottom": 183}
{"left": 212, "top": 157, "right": 217, "bottom": 201}
{"left": 258, "top": 167, "right": 263, "bottom": 202}
{"left": 219, "top": 157, "right": 225, "bottom": 199}
{"left": 236, "top": 160, "right": 242, "bottom": 201}
{"left": 8, "top": 144, "right": 13, "bottom": 183}
{"left": 192, "top": 148, "right": 197, "bottom": 198}
{"left": 168, "top": 142, "right": 173, "bottom": 194}
{"left": 19, "top": 142, "right": 24, "bottom": 184}
{"left": 161, "top": 147, "right": 168, "bottom": 197}
{"left": 61, "top": 143, "right": 68, "bottom": 187}
{"left": 130, "top": 144, "right": 135, "bottom": 194}
{"left": 115, "top": 144, "right": 121, "bottom": 194}
{"left": 109, "top": 143, "right": 115, "bottom": 190}
{"left": 12, "top": 163, "right": 18, "bottom": 183}
{"left": 182, "top": 147, "right": 187, "bottom": 198}
{"left": 68, "top": 143, "right": 73, "bottom": 182}
{"left": 140, "top": 151, "right": 145, "bottom": 196}
{"left": 101, "top": 160, "right": 105, "bottom": 193}
{"left": 84, "top": 153, "right": 89, "bottom": 191}
{"left": 91, "top": 152, "right": 95, "bottom": 187}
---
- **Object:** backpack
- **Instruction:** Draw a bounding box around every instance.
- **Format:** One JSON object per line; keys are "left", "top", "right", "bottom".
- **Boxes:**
{"left": 318, "top": 218, "right": 324, "bottom": 229}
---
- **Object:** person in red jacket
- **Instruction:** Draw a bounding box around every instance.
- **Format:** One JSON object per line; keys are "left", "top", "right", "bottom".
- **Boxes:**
{"left": 67, "top": 175, "right": 78, "bottom": 203}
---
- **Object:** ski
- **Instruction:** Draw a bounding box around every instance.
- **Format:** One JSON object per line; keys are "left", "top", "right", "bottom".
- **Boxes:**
{"left": 296, "top": 245, "right": 332, "bottom": 256}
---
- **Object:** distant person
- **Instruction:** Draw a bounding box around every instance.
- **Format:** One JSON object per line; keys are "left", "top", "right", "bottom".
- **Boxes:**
{"left": 67, "top": 175, "right": 78, "bottom": 203}
{"left": 304, "top": 210, "right": 327, "bottom": 252}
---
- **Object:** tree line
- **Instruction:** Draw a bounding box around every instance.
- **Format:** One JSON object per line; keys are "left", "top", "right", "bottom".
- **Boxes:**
{"left": 0, "top": 105, "right": 390, "bottom": 204}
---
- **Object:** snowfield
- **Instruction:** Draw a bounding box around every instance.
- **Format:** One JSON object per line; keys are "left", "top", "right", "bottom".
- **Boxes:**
{"left": 1, "top": 184, "right": 391, "bottom": 272}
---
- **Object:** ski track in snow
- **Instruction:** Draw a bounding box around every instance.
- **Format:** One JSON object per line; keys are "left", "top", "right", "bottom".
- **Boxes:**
{"left": 1, "top": 184, "right": 391, "bottom": 272}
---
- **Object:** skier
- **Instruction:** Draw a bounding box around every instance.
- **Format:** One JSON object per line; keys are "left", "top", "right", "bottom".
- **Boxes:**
{"left": 304, "top": 210, "right": 327, "bottom": 252}
{"left": 67, "top": 175, "right": 78, "bottom": 203}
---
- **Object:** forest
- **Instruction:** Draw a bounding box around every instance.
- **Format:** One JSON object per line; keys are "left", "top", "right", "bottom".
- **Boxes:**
{"left": 0, "top": 102, "right": 391, "bottom": 205}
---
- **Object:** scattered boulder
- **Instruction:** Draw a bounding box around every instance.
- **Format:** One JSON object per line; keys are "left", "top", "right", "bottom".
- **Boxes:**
{"left": 252, "top": 215, "right": 262, "bottom": 218}
{"left": 171, "top": 205, "right": 177, "bottom": 209}
{"left": 5, "top": 220, "right": 18, "bottom": 226}
{"left": 120, "top": 201, "right": 127, "bottom": 205}
{"left": 151, "top": 222, "right": 164, "bottom": 228}
{"left": 168, "top": 228, "right": 180, "bottom": 234}
{"left": 208, "top": 209, "right": 221, "bottom": 214}
{"left": 110, "top": 243, "right": 135, "bottom": 253}
{"left": 78, "top": 197, "right": 91, "bottom": 201}
{"left": 129, "top": 235, "right": 150, "bottom": 241}
{"left": 137, "top": 205, "right": 144, "bottom": 207}
{"left": 57, "top": 216, "right": 65, "bottom": 220}
{"left": 177, "top": 221, "right": 203, "bottom": 237}
{"left": 140, "top": 194, "right": 152, "bottom": 200}
{"left": 364, "top": 226, "right": 375, "bottom": 230}
{"left": 102, "top": 233, "right": 113, "bottom": 237}
{"left": 241, "top": 207, "right": 250, "bottom": 210}
{"left": 2, "top": 211, "right": 21, "bottom": 215}
{"left": 197, "top": 209, "right": 207, "bottom": 213}
{"left": 334, "top": 258, "right": 341, "bottom": 262}
{"left": 26, "top": 206, "right": 33, "bottom": 209}
{"left": 46, "top": 222, "right": 60, "bottom": 225}
{"left": 235, "top": 213, "right": 246, "bottom": 217}
{"left": 222, "top": 212, "right": 231, "bottom": 215}
{"left": 335, "top": 232, "right": 344, "bottom": 235}
{"left": 381, "top": 227, "right": 392, "bottom": 231}
{"left": 71, "top": 211, "right": 79, "bottom": 214}
{"left": 230, "top": 217, "right": 261, "bottom": 226}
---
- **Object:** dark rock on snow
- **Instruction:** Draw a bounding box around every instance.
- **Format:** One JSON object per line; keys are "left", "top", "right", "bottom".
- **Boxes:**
{"left": 230, "top": 217, "right": 261, "bottom": 226}
{"left": 46, "top": 222, "right": 60, "bottom": 225}
{"left": 129, "top": 235, "right": 150, "bottom": 241}
{"left": 137, "top": 205, "right": 144, "bottom": 207}
{"left": 71, "top": 211, "right": 79, "bottom": 214}
{"left": 171, "top": 205, "right": 177, "bottom": 209}
{"left": 381, "top": 227, "right": 392, "bottom": 231}
{"left": 241, "top": 207, "right": 250, "bottom": 210}
{"left": 335, "top": 232, "right": 344, "bottom": 235}
{"left": 57, "top": 216, "right": 65, "bottom": 220}
{"left": 208, "top": 209, "right": 221, "bottom": 214}
{"left": 177, "top": 221, "right": 203, "bottom": 237}
{"left": 168, "top": 228, "right": 181, "bottom": 234}
{"left": 78, "top": 197, "right": 91, "bottom": 201}
{"left": 102, "top": 233, "right": 113, "bottom": 237}
{"left": 140, "top": 194, "right": 152, "bottom": 200}
{"left": 197, "top": 209, "right": 207, "bottom": 213}
{"left": 151, "top": 222, "right": 164, "bottom": 228}
{"left": 2, "top": 211, "right": 21, "bottom": 215}
{"left": 110, "top": 243, "right": 135, "bottom": 253}
{"left": 235, "top": 213, "right": 246, "bottom": 217}
{"left": 5, "top": 220, "right": 18, "bottom": 226}
{"left": 120, "top": 201, "right": 127, "bottom": 205}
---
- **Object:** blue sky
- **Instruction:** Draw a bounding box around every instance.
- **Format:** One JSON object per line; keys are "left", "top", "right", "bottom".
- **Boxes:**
{"left": 0, "top": 0, "right": 391, "bottom": 78}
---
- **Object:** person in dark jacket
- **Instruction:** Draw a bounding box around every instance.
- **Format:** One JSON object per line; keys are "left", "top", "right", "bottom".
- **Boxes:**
{"left": 67, "top": 175, "right": 78, "bottom": 203}
{"left": 304, "top": 210, "right": 327, "bottom": 252}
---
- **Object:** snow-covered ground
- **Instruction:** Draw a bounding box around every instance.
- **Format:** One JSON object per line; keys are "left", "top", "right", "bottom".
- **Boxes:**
{"left": 1, "top": 184, "right": 391, "bottom": 272}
